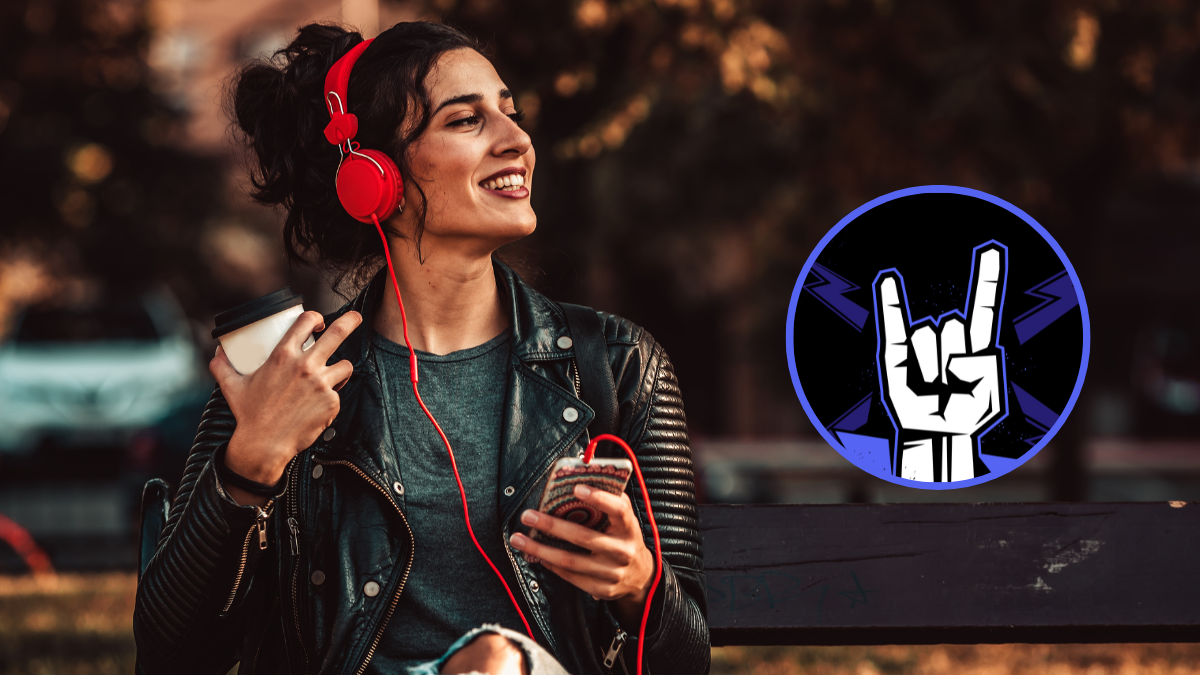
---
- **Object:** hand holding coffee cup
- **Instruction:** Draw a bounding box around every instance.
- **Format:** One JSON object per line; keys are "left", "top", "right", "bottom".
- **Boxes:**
{"left": 211, "top": 288, "right": 318, "bottom": 375}
{"left": 209, "top": 305, "right": 362, "bottom": 506}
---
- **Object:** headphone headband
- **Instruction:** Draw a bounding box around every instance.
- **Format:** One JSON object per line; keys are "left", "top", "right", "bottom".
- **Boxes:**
{"left": 323, "top": 38, "right": 373, "bottom": 147}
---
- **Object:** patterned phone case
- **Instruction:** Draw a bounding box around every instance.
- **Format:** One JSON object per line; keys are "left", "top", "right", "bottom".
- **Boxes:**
{"left": 529, "top": 457, "right": 633, "bottom": 555}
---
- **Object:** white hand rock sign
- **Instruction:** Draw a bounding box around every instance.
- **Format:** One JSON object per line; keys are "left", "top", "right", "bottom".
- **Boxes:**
{"left": 872, "top": 242, "right": 1008, "bottom": 483}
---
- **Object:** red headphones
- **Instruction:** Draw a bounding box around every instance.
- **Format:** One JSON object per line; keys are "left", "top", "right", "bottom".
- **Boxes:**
{"left": 323, "top": 38, "right": 404, "bottom": 223}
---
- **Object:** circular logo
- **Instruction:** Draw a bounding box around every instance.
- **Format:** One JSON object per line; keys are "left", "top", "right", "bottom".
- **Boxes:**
{"left": 786, "top": 186, "right": 1089, "bottom": 489}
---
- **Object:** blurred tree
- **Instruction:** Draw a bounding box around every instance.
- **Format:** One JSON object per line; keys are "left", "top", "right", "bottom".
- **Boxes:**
{"left": 0, "top": 0, "right": 224, "bottom": 314}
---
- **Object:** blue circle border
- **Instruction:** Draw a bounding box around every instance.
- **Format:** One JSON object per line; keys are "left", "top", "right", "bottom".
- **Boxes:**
{"left": 785, "top": 185, "right": 1091, "bottom": 490}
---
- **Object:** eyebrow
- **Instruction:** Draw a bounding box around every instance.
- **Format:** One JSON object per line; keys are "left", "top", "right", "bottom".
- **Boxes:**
{"left": 433, "top": 89, "right": 513, "bottom": 115}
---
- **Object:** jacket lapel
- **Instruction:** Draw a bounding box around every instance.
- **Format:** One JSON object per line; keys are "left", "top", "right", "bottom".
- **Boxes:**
{"left": 311, "top": 265, "right": 394, "bottom": 484}
{"left": 496, "top": 359, "right": 593, "bottom": 523}
{"left": 490, "top": 260, "right": 596, "bottom": 521}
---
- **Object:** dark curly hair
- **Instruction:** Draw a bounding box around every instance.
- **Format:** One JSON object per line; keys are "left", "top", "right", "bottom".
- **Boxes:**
{"left": 230, "top": 22, "right": 483, "bottom": 293}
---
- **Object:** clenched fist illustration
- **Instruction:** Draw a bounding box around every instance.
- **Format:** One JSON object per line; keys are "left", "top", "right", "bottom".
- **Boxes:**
{"left": 872, "top": 242, "right": 1008, "bottom": 483}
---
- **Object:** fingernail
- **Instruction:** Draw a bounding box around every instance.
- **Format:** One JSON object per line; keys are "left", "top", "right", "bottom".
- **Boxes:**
{"left": 575, "top": 485, "right": 592, "bottom": 497}
{"left": 510, "top": 533, "right": 526, "bottom": 548}
{"left": 521, "top": 510, "right": 538, "bottom": 525}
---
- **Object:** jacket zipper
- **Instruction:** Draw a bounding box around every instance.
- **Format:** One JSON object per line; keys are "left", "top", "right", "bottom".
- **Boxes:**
{"left": 285, "top": 460, "right": 308, "bottom": 673}
{"left": 222, "top": 501, "right": 274, "bottom": 614}
{"left": 317, "top": 458, "right": 415, "bottom": 675}
{"left": 603, "top": 629, "right": 627, "bottom": 669}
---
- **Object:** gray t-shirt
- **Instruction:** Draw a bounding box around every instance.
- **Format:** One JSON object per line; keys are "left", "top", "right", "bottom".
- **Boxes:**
{"left": 368, "top": 328, "right": 525, "bottom": 671}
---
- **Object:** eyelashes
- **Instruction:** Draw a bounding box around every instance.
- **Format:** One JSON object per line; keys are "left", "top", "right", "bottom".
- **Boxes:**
{"left": 446, "top": 110, "right": 526, "bottom": 128}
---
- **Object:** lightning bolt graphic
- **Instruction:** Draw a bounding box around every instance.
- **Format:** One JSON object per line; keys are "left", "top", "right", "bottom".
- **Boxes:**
{"left": 1012, "top": 382, "right": 1059, "bottom": 447}
{"left": 804, "top": 263, "right": 869, "bottom": 331}
{"left": 1012, "top": 270, "right": 1079, "bottom": 344}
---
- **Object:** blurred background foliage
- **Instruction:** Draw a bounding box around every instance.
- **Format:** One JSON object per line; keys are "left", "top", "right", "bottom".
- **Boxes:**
{"left": 4, "top": 0, "right": 1200, "bottom": 483}
{"left": 0, "top": 0, "right": 227, "bottom": 323}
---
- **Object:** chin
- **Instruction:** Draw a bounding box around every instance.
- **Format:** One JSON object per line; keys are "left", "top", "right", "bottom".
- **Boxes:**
{"left": 492, "top": 212, "right": 537, "bottom": 240}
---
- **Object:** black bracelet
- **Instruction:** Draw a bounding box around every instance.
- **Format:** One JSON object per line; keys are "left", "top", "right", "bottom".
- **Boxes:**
{"left": 213, "top": 443, "right": 287, "bottom": 497}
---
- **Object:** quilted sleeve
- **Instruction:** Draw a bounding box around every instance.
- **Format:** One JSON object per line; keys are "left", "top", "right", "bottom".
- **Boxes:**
{"left": 133, "top": 385, "right": 275, "bottom": 675}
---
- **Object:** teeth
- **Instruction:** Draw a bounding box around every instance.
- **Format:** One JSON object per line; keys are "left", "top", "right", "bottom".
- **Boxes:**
{"left": 482, "top": 173, "right": 525, "bottom": 191}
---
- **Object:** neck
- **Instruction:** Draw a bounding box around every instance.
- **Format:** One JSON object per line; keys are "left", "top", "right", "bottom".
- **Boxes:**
{"left": 372, "top": 234, "right": 508, "bottom": 356}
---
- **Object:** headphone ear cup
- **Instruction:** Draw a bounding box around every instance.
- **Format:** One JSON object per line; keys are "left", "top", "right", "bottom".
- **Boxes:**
{"left": 335, "top": 149, "right": 404, "bottom": 223}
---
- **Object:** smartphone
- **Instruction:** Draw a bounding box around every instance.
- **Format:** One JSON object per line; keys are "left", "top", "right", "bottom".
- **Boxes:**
{"left": 526, "top": 456, "right": 633, "bottom": 559}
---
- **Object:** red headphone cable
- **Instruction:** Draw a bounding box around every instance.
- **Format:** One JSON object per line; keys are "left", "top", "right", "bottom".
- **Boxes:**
{"left": 583, "top": 434, "right": 663, "bottom": 675}
{"left": 370, "top": 215, "right": 663, "bottom": 674}
{"left": 371, "top": 214, "right": 534, "bottom": 640}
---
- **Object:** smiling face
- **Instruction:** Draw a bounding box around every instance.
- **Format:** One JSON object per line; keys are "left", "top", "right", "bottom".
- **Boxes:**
{"left": 399, "top": 48, "right": 536, "bottom": 255}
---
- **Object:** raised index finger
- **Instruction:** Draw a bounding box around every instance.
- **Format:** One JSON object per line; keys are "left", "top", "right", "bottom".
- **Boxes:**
{"left": 966, "top": 243, "right": 1007, "bottom": 353}
{"left": 873, "top": 271, "right": 912, "bottom": 371}
{"left": 279, "top": 310, "right": 324, "bottom": 353}
{"left": 308, "top": 310, "right": 363, "bottom": 363}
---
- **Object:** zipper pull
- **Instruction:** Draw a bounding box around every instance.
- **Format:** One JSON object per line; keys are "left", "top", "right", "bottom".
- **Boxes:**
{"left": 255, "top": 506, "right": 270, "bottom": 550}
{"left": 287, "top": 516, "right": 301, "bottom": 556}
{"left": 603, "top": 629, "right": 627, "bottom": 669}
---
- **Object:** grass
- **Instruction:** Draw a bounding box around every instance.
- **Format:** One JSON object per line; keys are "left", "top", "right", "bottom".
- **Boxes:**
{"left": 2, "top": 573, "right": 1200, "bottom": 674}
{"left": 0, "top": 574, "right": 135, "bottom": 675}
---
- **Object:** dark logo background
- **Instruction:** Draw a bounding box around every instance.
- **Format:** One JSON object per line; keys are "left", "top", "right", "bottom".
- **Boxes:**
{"left": 787, "top": 187, "right": 1089, "bottom": 489}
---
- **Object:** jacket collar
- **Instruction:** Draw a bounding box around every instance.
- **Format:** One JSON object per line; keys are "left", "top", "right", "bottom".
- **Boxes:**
{"left": 335, "top": 255, "right": 576, "bottom": 368}
{"left": 317, "top": 255, "right": 595, "bottom": 522}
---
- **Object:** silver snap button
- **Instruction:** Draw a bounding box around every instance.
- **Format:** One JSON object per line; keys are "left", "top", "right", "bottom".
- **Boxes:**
{"left": 393, "top": 481, "right": 404, "bottom": 496}
{"left": 364, "top": 580, "right": 380, "bottom": 597}
{"left": 562, "top": 407, "right": 579, "bottom": 423}
{"left": 322, "top": 427, "right": 336, "bottom": 441}
{"left": 312, "top": 465, "right": 324, "bottom": 480}
{"left": 529, "top": 580, "right": 540, "bottom": 592}
{"left": 556, "top": 336, "right": 573, "bottom": 349}
{"left": 311, "top": 570, "right": 325, "bottom": 585}
{"left": 504, "top": 486, "right": 515, "bottom": 497}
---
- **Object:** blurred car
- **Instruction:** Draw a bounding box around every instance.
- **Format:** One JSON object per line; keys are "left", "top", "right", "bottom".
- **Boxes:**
{"left": 0, "top": 289, "right": 205, "bottom": 455}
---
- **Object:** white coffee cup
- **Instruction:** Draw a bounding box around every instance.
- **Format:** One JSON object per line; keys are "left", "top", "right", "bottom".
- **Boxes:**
{"left": 211, "top": 288, "right": 317, "bottom": 375}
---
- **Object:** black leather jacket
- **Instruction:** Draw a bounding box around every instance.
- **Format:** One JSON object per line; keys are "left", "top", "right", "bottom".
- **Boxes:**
{"left": 134, "top": 259, "right": 709, "bottom": 675}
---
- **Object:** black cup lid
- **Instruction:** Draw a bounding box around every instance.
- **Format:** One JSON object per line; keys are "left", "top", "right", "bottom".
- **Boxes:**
{"left": 211, "top": 287, "right": 305, "bottom": 339}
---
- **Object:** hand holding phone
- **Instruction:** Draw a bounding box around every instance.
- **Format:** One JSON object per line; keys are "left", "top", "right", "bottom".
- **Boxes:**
{"left": 528, "top": 456, "right": 632, "bottom": 557}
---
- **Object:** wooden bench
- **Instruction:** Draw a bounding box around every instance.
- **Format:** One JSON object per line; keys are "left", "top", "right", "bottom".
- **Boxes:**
{"left": 139, "top": 482, "right": 1200, "bottom": 646}
{"left": 702, "top": 502, "right": 1200, "bottom": 645}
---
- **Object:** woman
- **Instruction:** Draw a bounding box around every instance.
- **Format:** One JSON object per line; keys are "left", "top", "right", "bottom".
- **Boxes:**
{"left": 133, "top": 21, "right": 709, "bottom": 675}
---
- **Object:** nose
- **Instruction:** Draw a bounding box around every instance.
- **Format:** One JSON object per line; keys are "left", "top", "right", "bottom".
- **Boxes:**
{"left": 492, "top": 111, "right": 532, "bottom": 158}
